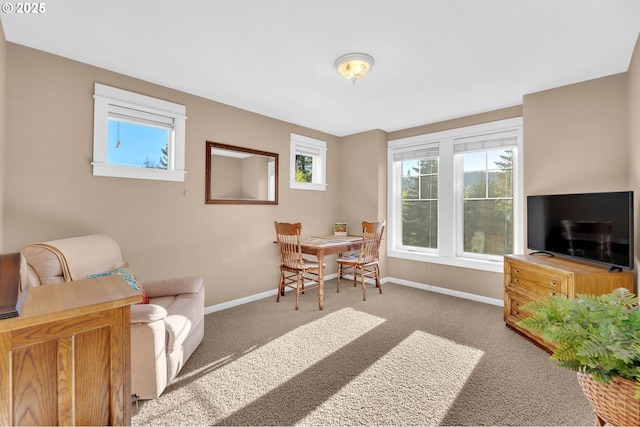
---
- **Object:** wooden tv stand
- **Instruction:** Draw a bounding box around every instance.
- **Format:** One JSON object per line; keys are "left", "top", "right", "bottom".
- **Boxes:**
{"left": 504, "top": 254, "right": 634, "bottom": 353}
{"left": 0, "top": 275, "right": 140, "bottom": 426}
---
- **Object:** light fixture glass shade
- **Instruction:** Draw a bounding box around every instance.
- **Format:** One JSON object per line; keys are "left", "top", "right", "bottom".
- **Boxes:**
{"left": 334, "top": 53, "right": 374, "bottom": 84}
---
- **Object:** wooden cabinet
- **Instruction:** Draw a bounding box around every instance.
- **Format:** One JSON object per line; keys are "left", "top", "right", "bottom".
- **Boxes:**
{"left": 504, "top": 254, "right": 633, "bottom": 353}
{"left": 0, "top": 275, "right": 140, "bottom": 426}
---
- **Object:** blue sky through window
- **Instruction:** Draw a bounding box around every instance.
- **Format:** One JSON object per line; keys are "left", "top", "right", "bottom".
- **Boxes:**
{"left": 107, "top": 120, "right": 169, "bottom": 169}
{"left": 402, "top": 158, "right": 422, "bottom": 176}
{"left": 463, "top": 149, "right": 510, "bottom": 172}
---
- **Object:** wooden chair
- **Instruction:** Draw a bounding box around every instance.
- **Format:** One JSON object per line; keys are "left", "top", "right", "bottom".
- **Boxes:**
{"left": 274, "top": 221, "right": 321, "bottom": 310}
{"left": 336, "top": 220, "right": 385, "bottom": 301}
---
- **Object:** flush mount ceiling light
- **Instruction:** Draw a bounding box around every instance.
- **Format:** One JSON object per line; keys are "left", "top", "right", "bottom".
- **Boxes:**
{"left": 334, "top": 53, "right": 374, "bottom": 84}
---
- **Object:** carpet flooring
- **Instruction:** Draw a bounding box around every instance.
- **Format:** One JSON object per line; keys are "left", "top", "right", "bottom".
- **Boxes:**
{"left": 132, "top": 281, "right": 595, "bottom": 426}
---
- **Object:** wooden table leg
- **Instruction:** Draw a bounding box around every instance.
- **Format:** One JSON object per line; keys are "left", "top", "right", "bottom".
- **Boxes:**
{"left": 317, "top": 251, "right": 325, "bottom": 310}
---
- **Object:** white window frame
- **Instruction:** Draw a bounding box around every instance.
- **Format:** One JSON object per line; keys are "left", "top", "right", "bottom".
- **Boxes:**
{"left": 387, "top": 117, "right": 524, "bottom": 273}
{"left": 289, "top": 133, "right": 327, "bottom": 191}
{"left": 92, "top": 83, "right": 187, "bottom": 182}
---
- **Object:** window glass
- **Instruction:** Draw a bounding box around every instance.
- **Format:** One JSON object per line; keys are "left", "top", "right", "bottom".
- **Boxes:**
{"left": 289, "top": 133, "right": 327, "bottom": 191}
{"left": 462, "top": 148, "right": 514, "bottom": 256}
{"left": 401, "top": 156, "right": 438, "bottom": 250}
{"left": 295, "top": 154, "right": 313, "bottom": 183}
{"left": 107, "top": 119, "right": 170, "bottom": 169}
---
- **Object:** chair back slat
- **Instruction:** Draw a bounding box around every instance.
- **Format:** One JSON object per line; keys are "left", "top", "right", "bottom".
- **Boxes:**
{"left": 358, "top": 221, "right": 385, "bottom": 263}
{"left": 274, "top": 222, "right": 305, "bottom": 269}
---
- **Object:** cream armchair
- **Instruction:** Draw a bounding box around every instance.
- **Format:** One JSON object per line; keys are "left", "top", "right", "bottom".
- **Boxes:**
{"left": 20, "top": 234, "right": 205, "bottom": 400}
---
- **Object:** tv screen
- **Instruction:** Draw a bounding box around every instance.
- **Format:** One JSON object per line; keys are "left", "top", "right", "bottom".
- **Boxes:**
{"left": 527, "top": 191, "right": 634, "bottom": 270}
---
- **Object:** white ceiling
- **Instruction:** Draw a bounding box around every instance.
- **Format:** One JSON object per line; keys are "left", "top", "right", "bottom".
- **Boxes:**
{"left": 2, "top": 0, "right": 639, "bottom": 136}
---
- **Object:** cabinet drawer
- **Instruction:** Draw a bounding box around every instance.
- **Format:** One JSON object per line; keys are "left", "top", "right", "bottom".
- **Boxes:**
{"left": 510, "top": 277, "right": 565, "bottom": 298}
{"left": 509, "top": 264, "right": 568, "bottom": 295}
{"left": 504, "top": 288, "right": 536, "bottom": 322}
{"left": 504, "top": 287, "right": 559, "bottom": 353}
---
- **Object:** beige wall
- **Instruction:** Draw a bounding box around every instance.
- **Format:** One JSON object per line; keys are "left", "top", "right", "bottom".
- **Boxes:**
{"left": 2, "top": 34, "right": 639, "bottom": 307}
{"left": 336, "top": 129, "right": 388, "bottom": 274}
{"left": 3, "top": 44, "right": 340, "bottom": 307}
{"left": 523, "top": 73, "right": 629, "bottom": 196}
{"left": 628, "top": 35, "right": 640, "bottom": 287}
{"left": 0, "top": 21, "right": 6, "bottom": 252}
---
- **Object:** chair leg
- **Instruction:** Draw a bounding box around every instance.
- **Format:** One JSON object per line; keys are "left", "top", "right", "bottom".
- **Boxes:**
{"left": 337, "top": 263, "right": 342, "bottom": 293}
{"left": 359, "top": 268, "right": 366, "bottom": 301}
{"left": 295, "top": 273, "right": 301, "bottom": 310}
{"left": 276, "top": 272, "right": 284, "bottom": 302}
{"left": 376, "top": 265, "right": 382, "bottom": 294}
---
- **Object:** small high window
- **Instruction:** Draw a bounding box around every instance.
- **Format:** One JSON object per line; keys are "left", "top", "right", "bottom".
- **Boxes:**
{"left": 289, "top": 133, "right": 327, "bottom": 191}
{"left": 93, "top": 83, "right": 187, "bottom": 181}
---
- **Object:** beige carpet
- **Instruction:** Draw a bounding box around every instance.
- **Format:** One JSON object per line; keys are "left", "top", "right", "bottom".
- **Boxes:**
{"left": 132, "top": 281, "right": 595, "bottom": 426}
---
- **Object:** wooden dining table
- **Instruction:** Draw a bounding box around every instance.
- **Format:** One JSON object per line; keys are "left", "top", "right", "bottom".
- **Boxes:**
{"left": 300, "top": 235, "right": 363, "bottom": 310}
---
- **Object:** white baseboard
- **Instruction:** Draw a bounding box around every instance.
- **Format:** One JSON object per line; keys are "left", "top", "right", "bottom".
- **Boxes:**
{"left": 382, "top": 276, "right": 503, "bottom": 307}
{"left": 205, "top": 289, "right": 277, "bottom": 315}
{"left": 204, "top": 274, "right": 503, "bottom": 315}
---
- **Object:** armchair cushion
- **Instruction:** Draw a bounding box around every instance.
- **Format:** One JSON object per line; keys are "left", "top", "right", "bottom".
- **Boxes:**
{"left": 162, "top": 292, "right": 204, "bottom": 353}
{"left": 130, "top": 304, "right": 168, "bottom": 323}
{"left": 141, "top": 276, "right": 203, "bottom": 298}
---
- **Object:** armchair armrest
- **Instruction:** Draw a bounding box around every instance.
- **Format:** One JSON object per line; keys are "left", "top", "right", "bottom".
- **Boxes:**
{"left": 141, "top": 276, "right": 203, "bottom": 298}
{"left": 130, "top": 303, "right": 168, "bottom": 323}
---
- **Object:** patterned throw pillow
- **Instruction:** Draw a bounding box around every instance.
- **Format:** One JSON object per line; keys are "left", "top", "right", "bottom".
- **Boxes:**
{"left": 87, "top": 263, "right": 150, "bottom": 304}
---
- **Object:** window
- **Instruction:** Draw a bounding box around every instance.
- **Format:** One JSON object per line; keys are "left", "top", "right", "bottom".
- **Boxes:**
{"left": 396, "top": 143, "right": 439, "bottom": 251}
{"left": 289, "top": 133, "right": 326, "bottom": 191}
{"left": 93, "top": 83, "right": 187, "bottom": 181}
{"left": 388, "top": 117, "right": 523, "bottom": 272}
{"left": 457, "top": 139, "right": 515, "bottom": 259}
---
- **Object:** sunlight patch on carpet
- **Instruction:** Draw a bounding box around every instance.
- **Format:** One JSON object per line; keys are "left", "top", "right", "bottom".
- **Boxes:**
{"left": 298, "top": 330, "right": 484, "bottom": 426}
{"left": 181, "top": 307, "right": 385, "bottom": 419}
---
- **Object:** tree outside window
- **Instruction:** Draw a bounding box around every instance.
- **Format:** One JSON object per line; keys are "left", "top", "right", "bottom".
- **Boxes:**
{"left": 462, "top": 148, "right": 513, "bottom": 256}
{"left": 289, "top": 133, "right": 326, "bottom": 191}
{"left": 387, "top": 117, "right": 522, "bottom": 272}
{"left": 295, "top": 154, "right": 313, "bottom": 183}
{"left": 401, "top": 157, "right": 438, "bottom": 249}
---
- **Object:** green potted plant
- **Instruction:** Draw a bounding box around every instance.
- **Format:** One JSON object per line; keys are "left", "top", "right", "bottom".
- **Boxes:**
{"left": 517, "top": 287, "right": 640, "bottom": 426}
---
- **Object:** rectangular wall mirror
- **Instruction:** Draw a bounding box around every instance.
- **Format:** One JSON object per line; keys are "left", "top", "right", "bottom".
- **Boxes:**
{"left": 205, "top": 141, "right": 278, "bottom": 205}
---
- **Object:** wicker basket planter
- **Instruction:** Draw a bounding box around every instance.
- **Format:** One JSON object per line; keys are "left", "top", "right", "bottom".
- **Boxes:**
{"left": 577, "top": 373, "right": 640, "bottom": 426}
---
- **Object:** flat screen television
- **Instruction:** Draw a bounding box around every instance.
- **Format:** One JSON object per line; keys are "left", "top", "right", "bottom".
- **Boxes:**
{"left": 527, "top": 191, "right": 634, "bottom": 271}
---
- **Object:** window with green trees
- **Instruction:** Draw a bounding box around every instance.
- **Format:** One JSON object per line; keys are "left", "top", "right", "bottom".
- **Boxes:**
{"left": 388, "top": 117, "right": 523, "bottom": 272}
{"left": 401, "top": 156, "right": 438, "bottom": 249}
{"left": 290, "top": 133, "right": 326, "bottom": 191}
{"left": 462, "top": 148, "right": 513, "bottom": 256}
{"left": 295, "top": 154, "right": 313, "bottom": 183}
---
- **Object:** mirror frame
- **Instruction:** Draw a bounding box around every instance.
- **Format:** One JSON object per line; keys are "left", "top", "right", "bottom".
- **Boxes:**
{"left": 205, "top": 141, "right": 279, "bottom": 205}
